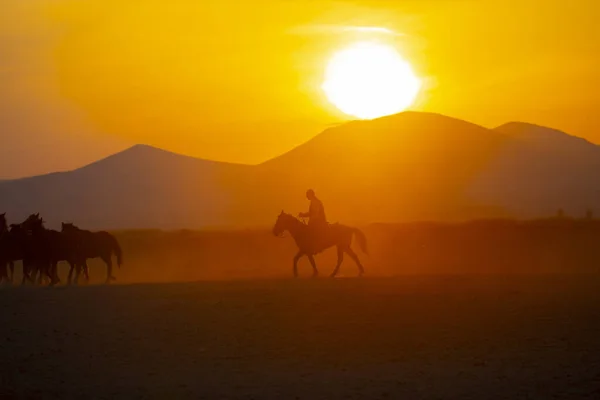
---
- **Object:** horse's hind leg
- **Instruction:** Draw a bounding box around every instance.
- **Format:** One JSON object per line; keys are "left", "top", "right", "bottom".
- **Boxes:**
{"left": 8, "top": 262, "right": 14, "bottom": 284}
{"left": 40, "top": 263, "right": 49, "bottom": 285}
{"left": 83, "top": 261, "right": 90, "bottom": 283}
{"left": 21, "top": 260, "right": 33, "bottom": 285}
{"left": 307, "top": 255, "right": 319, "bottom": 278}
{"left": 21, "top": 263, "right": 29, "bottom": 286}
{"left": 49, "top": 262, "right": 60, "bottom": 286}
{"left": 73, "top": 261, "right": 89, "bottom": 285}
{"left": 330, "top": 246, "right": 344, "bottom": 278}
{"left": 35, "top": 265, "right": 44, "bottom": 285}
{"left": 293, "top": 251, "right": 304, "bottom": 278}
{"left": 102, "top": 255, "right": 115, "bottom": 284}
{"left": 345, "top": 247, "right": 365, "bottom": 277}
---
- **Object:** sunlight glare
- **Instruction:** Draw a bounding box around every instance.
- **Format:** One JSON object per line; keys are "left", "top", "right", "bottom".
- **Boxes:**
{"left": 322, "top": 41, "right": 421, "bottom": 120}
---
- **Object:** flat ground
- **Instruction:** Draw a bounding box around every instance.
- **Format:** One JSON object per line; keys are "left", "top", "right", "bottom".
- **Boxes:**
{"left": 1, "top": 275, "right": 600, "bottom": 399}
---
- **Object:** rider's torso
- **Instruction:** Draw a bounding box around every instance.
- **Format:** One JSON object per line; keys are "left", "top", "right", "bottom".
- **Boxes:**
{"left": 309, "top": 199, "right": 327, "bottom": 226}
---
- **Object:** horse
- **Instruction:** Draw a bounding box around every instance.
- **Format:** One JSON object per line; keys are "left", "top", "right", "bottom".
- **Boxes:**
{"left": 272, "top": 211, "right": 368, "bottom": 278}
{"left": 0, "top": 213, "right": 14, "bottom": 284}
{"left": 0, "top": 215, "right": 40, "bottom": 285}
{"left": 20, "top": 213, "right": 74, "bottom": 286}
{"left": 61, "top": 223, "right": 122, "bottom": 284}
{"left": 7, "top": 222, "right": 39, "bottom": 285}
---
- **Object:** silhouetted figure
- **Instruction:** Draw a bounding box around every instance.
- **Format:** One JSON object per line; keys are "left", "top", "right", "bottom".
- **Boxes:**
{"left": 273, "top": 211, "right": 367, "bottom": 278}
{"left": 557, "top": 208, "right": 565, "bottom": 219}
{"left": 299, "top": 189, "right": 329, "bottom": 247}
{"left": 299, "top": 189, "right": 327, "bottom": 228}
{"left": 586, "top": 209, "right": 594, "bottom": 220}
{"left": 0, "top": 215, "right": 40, "bottom": 285}
{"left": 20, "top": 213, "right": 72, "bottom": 286}
{"left": 61, "top": 223, "right": 122, "bottom": 284}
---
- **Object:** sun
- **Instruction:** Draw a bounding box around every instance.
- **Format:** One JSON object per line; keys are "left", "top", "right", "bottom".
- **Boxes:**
{"left": 322, "top": 41, "right": 421, "bottom": 120}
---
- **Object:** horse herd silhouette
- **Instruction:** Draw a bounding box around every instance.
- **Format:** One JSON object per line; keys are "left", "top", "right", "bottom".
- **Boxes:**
{"left": 0, "top": 213, "right": 122, "bottom": 286}
{"left": 0, "top": 210, "right": 368, "bottom": 286}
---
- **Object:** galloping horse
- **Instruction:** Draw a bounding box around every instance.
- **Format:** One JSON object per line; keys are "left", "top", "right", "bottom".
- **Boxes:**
{"left": 272, "top": 211, "right": 367, "bottom": 278}
{"left": 21, "top": 213, "right": 74, "bottom": 286}
{"left": 0, "top": 214, "right": 40, "bottom": 285}
{"left": 61, "top": 223, "right": 122, "bottom": 284}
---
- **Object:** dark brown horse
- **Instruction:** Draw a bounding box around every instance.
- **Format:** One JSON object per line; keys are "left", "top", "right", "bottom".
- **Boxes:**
{"left": 61, "top": 223, "right": 122, "bottom": 284}
{"left": 0, "top": 214, "right": 40, "bottom": 285}
{"left": 20, "top": 213, "right": 72, "bottom": 286}
{"left": 272, "top": 211, "right": 367, "bottom": 278}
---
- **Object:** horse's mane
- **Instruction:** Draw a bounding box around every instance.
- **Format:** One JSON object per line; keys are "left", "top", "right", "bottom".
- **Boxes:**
{"left": 63, "top": 222, "right": 87, "bottom": 233}
{"left": 281, "top": 212, "right": 306, "bottom": 227}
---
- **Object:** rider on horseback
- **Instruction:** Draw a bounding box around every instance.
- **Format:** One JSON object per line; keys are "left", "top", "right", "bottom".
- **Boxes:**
{"left": 299, "top": 189, "right": 328, "bottom": 246}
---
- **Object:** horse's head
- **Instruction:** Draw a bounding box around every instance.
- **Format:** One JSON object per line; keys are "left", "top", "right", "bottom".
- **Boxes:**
{"left": 61, "top": 222, "right": 78, "bottom": 233}
{"left": 272, "top": 211, "right": 304, "bottom": 237}
{"left": 273, "top": 210, "right": 296, "bottom": 237}
{"left": 21, "top": 213, "right": 45, "bottom": 233}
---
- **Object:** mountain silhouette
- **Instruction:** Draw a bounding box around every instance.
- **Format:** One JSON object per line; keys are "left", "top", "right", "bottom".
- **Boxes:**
{"left": 256, "top": 112, "right": 513, "bottom": 222}
{"left": 0, "top": 112, "right": 598, "bottom": 229}
{"left": 0, "top": 144, "right": 251, "bottom": 229}
{"left": 467, "top": 122, "right": 600, "bottom": 217}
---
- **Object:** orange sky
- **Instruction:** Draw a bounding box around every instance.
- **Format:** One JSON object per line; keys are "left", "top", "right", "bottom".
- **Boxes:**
{"left": 1, "top": 0, "right": 598, "bottom": 178}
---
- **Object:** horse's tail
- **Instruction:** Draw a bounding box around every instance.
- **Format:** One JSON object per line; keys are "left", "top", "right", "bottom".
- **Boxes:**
{"left": 352, "top": 228, "right": 369, "bottom": 255}
{"left": 110, "top": 235, "right": 123, "bottom": 268}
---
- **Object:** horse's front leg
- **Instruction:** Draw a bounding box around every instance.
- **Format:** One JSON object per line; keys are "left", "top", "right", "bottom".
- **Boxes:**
{"left": 67, "top": 262, "right": 76, "bottom": 285}
{"left": 330, "top": 246, "right": 344, "bottom": 278}
{"left": 293, "top": 251, "right": 304, "bottom": 278}
{"left": 0, "top": 262, "right": 7, "bottom": 284}
{"left": 34, "top": 264, "right": 44, "bottom": 285}
{"left": 307, "top": 255, "right": 318, "bottom": 278}
{"left": 21, "top": 260, "right": 31, "bottom": 285}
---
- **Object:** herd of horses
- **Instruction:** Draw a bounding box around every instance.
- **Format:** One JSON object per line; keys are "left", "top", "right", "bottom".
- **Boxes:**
{"left": 0, "top": 213, "right": 122, "bottom": 286}
{"left": 0, "top": 210, "right": 368, "bottom": 285}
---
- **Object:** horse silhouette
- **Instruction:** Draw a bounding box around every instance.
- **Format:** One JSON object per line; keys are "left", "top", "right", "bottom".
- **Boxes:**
{"left": 61, "top": 223, "right": 122, "bottom": 284}
{"left": 0, "top": 213, "right": 14, "bottom": 283}
{"left": 272, "top": 211, "right": 367, "bottom": 278}
{"left": 20, "top": 213, "right": 76, "bottom": 286}
{"left": 0, "top": 214, "right": 45, "bottom": 285}
{"left": 8, "top": 223, "right": 39, "bottom": 285}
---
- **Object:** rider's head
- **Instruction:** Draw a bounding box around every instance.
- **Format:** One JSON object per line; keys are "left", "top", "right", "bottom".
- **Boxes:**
{"left": 306, "top": 189, "right": 316, "bottom": 200}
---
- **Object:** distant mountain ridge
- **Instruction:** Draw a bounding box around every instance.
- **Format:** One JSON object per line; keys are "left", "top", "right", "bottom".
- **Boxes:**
{"left": 0, "top": 112, "right": 598, "bottom": 229}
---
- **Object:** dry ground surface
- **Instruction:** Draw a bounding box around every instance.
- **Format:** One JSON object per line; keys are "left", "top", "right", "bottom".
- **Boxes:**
{"left": 1, "top": 275, "right": 600, "bottom": 399}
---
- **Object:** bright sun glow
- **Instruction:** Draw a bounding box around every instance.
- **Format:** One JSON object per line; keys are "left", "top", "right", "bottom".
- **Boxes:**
{"left": 322, "top": 42, "right": 421, "bottom": 120}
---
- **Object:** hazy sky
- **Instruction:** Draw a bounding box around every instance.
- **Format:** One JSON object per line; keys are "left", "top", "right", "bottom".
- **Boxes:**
{"left": 1, "top": 0, "right": 598, "bottom": 178}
